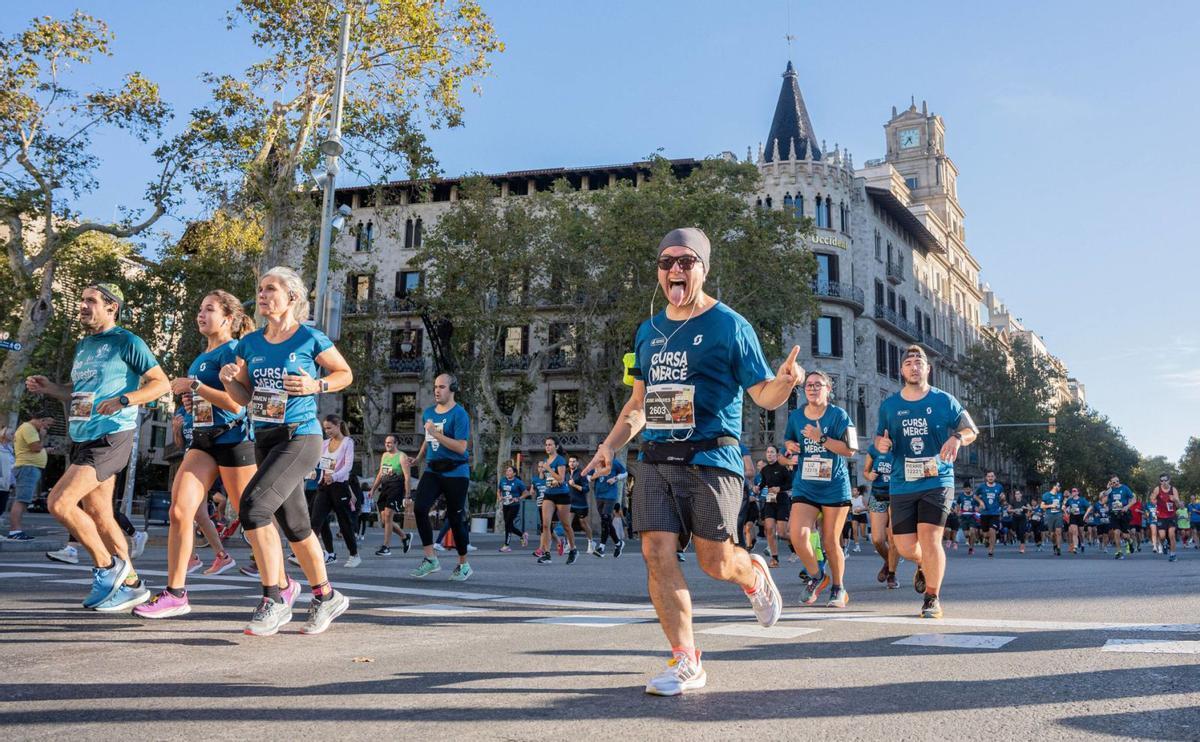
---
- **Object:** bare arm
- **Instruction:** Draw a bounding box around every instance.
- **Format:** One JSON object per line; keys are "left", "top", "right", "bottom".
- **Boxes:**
{"left": 746, "top": 346, "right": 802, "bottom": 410}
{"left": 582, "top": 381, "right": 646, "bottom": 477}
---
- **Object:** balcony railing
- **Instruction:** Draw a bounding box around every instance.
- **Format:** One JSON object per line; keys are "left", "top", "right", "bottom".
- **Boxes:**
{"left": 886, "top": 260, "right": 905, "bottom": 284}
{"left": 494, "top": 353, "right": 531, "bottom": 372}
{"left": 387, "top": 356, "right": 425, "bottom": 374}
{"left": 343, "top": 296, "right": 420, "bottom": 316}
{"left": 510, "top": 432, "right": 606, "bottom": 451}
{"left": 369, "top": 433, "right": 424, "bottom": 451}
{"left": 874, "top": 305, "right": 920, "bottom": 341}
{"left": 916, "top": 331, "right": 953, "bottom": 358}
{"left": 811, "top": 280, "right": 865, "bottom": 314}
{"left": 542, "top": 351, "right": 579, "bottom": 371}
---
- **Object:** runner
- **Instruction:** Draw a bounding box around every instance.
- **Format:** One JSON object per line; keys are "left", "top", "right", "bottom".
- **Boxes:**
{"left": 217, "top": 266, "right": 351, "bottom": 635}
{"left": 974, "top": 471, "right": 1004, "bottom": 558}
{"left": 496, "top": 465, "right": 527, "bottom": 552}
{"left": 1128, "top": 495, "right": 1145, "bottom": 553}
{"left": 1187, "top": 497, "right": 1200, "bottom": 549}
{"left": 136, "top": 291, "right": 277, "bottom": 619}
{"left": 741, "top": 459, "right": 765, "bottom": 551}
{"left": 1105, "top": 476, "right": 1135, "bottom": 559}
{"left": 1063, "top": 487, "right": 1089, "bottom": 555}
{"left": 408, "top": 374, "right": 473, "bottom": 580}
{"left": 166, "top": 411, "right": 233, "bottom": 575}
{"left": 874, "top": 344, "right": 978, "bottom": 619}
{"left": 957, "top": 486, "right": 980, "bottom": 555}
{"left": 582, "top": 227, "right": 794, "bottom": 695}
{"left": 1007, "top": 488, "right": 1030, "bottom": 554}
{"left": 786, "top": 370, "right": 858, "bottom": 608}
{"left": 942, "top": 500, "right": 961, "bottom": 551}
{"left": 312, "top": 415, "right": 360, "bottom": 567}
{"left": 371, "top": 434, "right": 413, "bottom": 556}
{"left": 849, "top": 485, "right": 868, "bottom": 553}
{"left": 536, "top": 438, "right": 577, "bottom": 565}
{"left": 566, "top": 456, "right": 594, "bottom": 554}
{"left": 6, "top": 410, "right": 54, "bottom": 541}
{"left": 25, "top": 283, "right": 170, "bottom": 611}
{"left": 863, "top": 441, "right": 898, "bottom": 588}
{"left": 1040, "top": 483, "right": 1065, "bottom": 557}
{"left": 1153, "top": 474, "right": 1182, "bottom": 562}
{"left": 758, "top": 445, "right": 792, "bottom": 567}
{"left": 1084, "top": 494, "right": 1112, "bottom": 553}
{"left": 591, "top": 454, "right": 627, "bottom": 557}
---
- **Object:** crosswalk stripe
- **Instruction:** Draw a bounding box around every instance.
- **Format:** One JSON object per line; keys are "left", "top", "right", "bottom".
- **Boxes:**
{"left": 699, "top": 624, "right": 821, "bottom": 640}
{"left": 893, "top": 633, "right": 1016, "bottom": 649}
{"left": 1102, "top": 639, "right": 1200, "bottom": 654}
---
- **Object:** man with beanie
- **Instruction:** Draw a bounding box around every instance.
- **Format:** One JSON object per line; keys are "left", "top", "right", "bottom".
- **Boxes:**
{"left": 584, "top": 227, "right": 802, "bottom": 696}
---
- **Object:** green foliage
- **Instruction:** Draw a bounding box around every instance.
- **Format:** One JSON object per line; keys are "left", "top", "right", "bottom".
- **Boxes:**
{"left": 1048, "top": 402, "right": 1140, "bottom": 493}
{"left": 1177, "top": 437, "right": 1200, "bottom": 497}
{"left": 1129, "top": 454, "right": 1180, "bottom": 496}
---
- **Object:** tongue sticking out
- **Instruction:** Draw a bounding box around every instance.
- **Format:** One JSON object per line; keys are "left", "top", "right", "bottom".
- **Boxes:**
{"left": 669, "top": 282, "right": 687, "bottom": 305}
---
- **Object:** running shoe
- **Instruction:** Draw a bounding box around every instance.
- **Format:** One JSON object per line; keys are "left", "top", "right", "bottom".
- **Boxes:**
{"left": 46, "top": 545, "right": 79, "bottom": 564}
{"left": 134, "top": 589, "right": 191, "bottom": 619}
{"left": 853, "top": 542, "right": 861, "bottom": 552}
{"left": 218, "top": 519, "right": 241, "bottom": 541}
{"left": 6, "top": 531, "right": 34, "bottom": 541}
{"left": 644, "top": 652, "right": 706, "bottom": 696}
{"left": 239, "top": 562, "right": 260, "bottom": 578}
{"left": 130, "top": 530, "right": 148, "bottom": 558}
{"left": 449, "top": 563, "right": 473, "bottom": 581}
{"left": 203, "top": 552, "right": 236, "bottom": 576}
{"left": 376, "top": 545, "right": 392, "bottom": 556}
{"left": 921, "top": 594, "right": 943, "bottom": 619}
{"left": 886, "top": 573, "right": 899, "bottom": 589}
{"left": 466, "top": 544, "right": 477, "bottom": 552}
{"left": 1169, "top": 552, "right": 1178, "bottom": 562}
{"left": 769, "top": 556, "right": 780, "bottom": 568}
{"left": 280, "top": 578, "right": 301, "bottom": 608}
{"left": 83, "top": 557, "right": 130, "bottom": 609}
{"left": 520, "top": 533, "right": 528, "bottom": 548}
{"left": 409, "top": 557, "right": 441, "bottom": 578}
{"left": 876, "top": 564, "right": 889, "bottom": 583}
{"left": 1018, "top": 544, "right": 1025, "bottom": 554}
{"left": 537, "top": 552, "right": 552, "bottom": 565}
{"left": 967, "top": 546, "right": 974, "bottom": 556}
{"left": 344, "top": 555, "right": 362, "bottom": 568}
{"left": 556, "top": 538, "right": 565, "bottom": 557}
{"left": 401, "top": 532, "right": 412, "bottom": 554}
{"left": 613, "top": 540, "right": 625, "bottom": 559}
{"left": 244, "top": 598, "right": 292, "bottom": 637}
{"left": 566, "top": 548, "right": 579, "bottom": 565}
{"left": 800, "top": 572, "right": 829, "bottom": 606}
{"left": 913, "top": 568, "right": 926, "bottom": 594}
{"left": 586, "top": 540, "right": 594, "bottom": 555}
{"left": 187, "top": 553, "right": 202, "bottom": 574}
{"left": 324, "top": 551, "right": 337, "bottom": 564}
{"left": 593, "top": 544, "right": 606, "bottom": 558}
{"left": 988, "top": 551, "right": 994, "bottom": 559}
{"left": 745, "top": 554, "right": 782, "bottom": 628}
{"left": 498, "top": 545, "right": 512, "bottom": 553}
{"left": 826, "top": 586, "right": 850, "bottom": 608}
{"left": 94, "top": 582, "right": 151, "bottom": 613}
{"left": 300, "top": 590, "right": 349, "bottom": 635}
{"left": 433, "top": 542, "right": 446, "bottom": 552}
{"left": 1114, "top": 552, "right": 1124, "bottom": 560}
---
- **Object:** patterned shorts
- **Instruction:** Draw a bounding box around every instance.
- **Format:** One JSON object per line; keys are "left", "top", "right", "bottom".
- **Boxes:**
{"left": 631, "top": 461, "right": 743, "bottom": 547}
{"left": 867, "top": 492, "right": 890, "bottom": 514}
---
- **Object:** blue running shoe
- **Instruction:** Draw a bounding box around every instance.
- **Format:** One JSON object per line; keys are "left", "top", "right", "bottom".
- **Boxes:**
{"left": 82, "top": 556, "right": 130, "bottom": 609}
{"left": 94, "top": 582, "right": 151, "bottom": 613}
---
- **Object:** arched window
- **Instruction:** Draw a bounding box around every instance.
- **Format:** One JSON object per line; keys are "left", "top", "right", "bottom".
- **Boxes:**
{"left": 354, "top": 221, "right": 364, "bottom": 251}
{"left": 823, "top": 197, "right": 832, "bottom": 228}
{"left": 783, "top": 193, "right": 794, "bottom": 210}
{"left": 765, "top": 195, "right": 773, "bottom": 209}
{"left": 413, "top": 217, "right": 423, "bottom": 247}
{"left": 796, "top": 194, "right": 804, "bottom": 219}
{"left": 404, "top": 218, "right": 414, "bottom": 248}
{"left": 365, "top": 220, "right": 374, "bottom": 250}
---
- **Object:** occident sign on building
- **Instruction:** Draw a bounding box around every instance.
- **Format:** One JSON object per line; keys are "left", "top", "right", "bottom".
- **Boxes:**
{"left": 809, "top": 232, "right": 849, "bottom": 250}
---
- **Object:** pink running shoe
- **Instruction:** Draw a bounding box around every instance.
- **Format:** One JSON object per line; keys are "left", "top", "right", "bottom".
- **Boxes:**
{"left": 203, "top": 552, "right": 236, "bottom": 576}
{"left": 280, "top": 577, "right": 301, "bottom": 608}
{"left": 186, "top": 554, "right": 202, "bottom": 574}
{"left": 556, "top": 537, "right": 565, "bottom": 557}
{"left": 499, "top": 545, "right": 512, "bottom": 553}
{"left": 133, "top": 590, "right": 191, "bottom": 619}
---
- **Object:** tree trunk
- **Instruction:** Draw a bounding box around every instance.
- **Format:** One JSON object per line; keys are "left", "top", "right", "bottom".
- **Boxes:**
{"left": 1, "top": 260, "right": 57, "bottom": 427}
{"left": 493, "top": 419, "right": 514, "bottom": 534}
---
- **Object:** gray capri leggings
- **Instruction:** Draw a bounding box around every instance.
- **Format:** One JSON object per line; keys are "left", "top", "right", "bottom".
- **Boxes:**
{"left": 239, "top": 431, "right": 322, "bottom": 542}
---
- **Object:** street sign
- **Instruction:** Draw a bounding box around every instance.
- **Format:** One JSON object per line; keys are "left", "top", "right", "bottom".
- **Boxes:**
{"left": 0, "top": 339, "right": 23, "bottom": 352}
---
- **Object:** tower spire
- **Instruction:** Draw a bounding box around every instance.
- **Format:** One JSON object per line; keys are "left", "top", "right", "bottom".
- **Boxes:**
{"left": 763, "top": 61, "right": 821, "bottom": 163}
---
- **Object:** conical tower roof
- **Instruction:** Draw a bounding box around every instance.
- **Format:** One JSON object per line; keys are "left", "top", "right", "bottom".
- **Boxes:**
{"left": 764, "top": 61, "right": 821, "bottom": 162}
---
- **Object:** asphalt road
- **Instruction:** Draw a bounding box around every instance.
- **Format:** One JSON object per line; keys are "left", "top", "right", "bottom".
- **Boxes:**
{"left": 1, "top": 522, "right": 1198, "bottom": 741}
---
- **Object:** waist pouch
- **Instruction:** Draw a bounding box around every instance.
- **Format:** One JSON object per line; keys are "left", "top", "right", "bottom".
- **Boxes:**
{"left": 192, "top": 423, "right": 236, "bottom": 449}
{"left": 255, "top": 423, "right": 300, "bottom": 449}
{"left": 428, "top": 459, "right": 462, "bottom": 474}
{"left": 642, "top": 436, "right": 740, "bottom": 465}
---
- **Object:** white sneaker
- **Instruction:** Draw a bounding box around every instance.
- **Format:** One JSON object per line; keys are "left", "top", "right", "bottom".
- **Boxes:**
{"left": 644, "top": 652, "right": 706, "bottom": 696}
{"left": 853, "top": 542, "right": 861, "bottom": 553}
{"left": 433, "top": 543, "right": 446, "bottom": 552}
{"left": 344, "top": 555, "right": 362, "bottom": 568}
{"left": 466, "top": 544, "right": 477, "bottom": 552}
{"left": 47, "top": 545, "right": 79, "bottom": 564}
{"left": 131, "top": 530, "right": 148, "bottom": 559}
{"left": 586, "top": 540, "right": 595, "bottom": 555}
{"left": 745, "top": 553, "right": 782, "bottom": 627}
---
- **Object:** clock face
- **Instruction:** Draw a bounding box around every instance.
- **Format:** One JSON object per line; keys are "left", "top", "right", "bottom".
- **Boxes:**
{"left": 899, "top": 128, "right": 920, "bottom": 149}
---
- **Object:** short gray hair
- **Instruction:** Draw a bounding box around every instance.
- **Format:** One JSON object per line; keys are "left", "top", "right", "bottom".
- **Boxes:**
{"left": 260, "top": 266, "right": 310, "bottom": 323}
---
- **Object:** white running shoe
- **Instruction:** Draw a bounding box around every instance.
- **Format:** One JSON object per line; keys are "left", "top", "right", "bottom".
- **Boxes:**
{"left": 644, "top": 652, "right": 706, "bottom": 696}
{"left": 586, "top": 540, "right": 595, "bottom": 555}
{"left": 47, "top": 545, "right": 79, "bottom": 564}
{"left": 131, "top": 530, "right": 148, "bottom": 559}
{"left": 466, "top": 544, "right": 477, "bottom": 552}
{"left": 432, "top": 543, "right": 446, "bottom": 552}
{"left": 745, "top": 553, "right": 782, "bottom": 628}
{"left": 853, "top": 542, "right": 861, "bottom": 553}
{"left": 344, "top": 555, "right": 362, "bottom": 568}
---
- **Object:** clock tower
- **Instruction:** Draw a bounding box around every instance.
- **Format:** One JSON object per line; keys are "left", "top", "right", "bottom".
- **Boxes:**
{"left": 883, "top": 99, "right": 962, "bottom": 247}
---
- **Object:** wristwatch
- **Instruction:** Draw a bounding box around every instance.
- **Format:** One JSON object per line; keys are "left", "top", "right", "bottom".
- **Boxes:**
{"left": 118, "top": 394, "right": 130, "bottom": 407}
{"left": 952, "top": 432, "right": 964, "bottom": 441}
{"left": 818, "top": 434, "right": 828, "bottom": 445}
{"left": 320, "top": 379, "right": 329, "bottom": 394}
{"left": 189, "top": 378, "right": 201, "bottom": 393}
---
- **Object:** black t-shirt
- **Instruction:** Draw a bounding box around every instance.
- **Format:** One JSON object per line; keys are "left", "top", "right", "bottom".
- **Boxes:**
{"left": 760, "top": 463, "right": 793, "bottom": 500}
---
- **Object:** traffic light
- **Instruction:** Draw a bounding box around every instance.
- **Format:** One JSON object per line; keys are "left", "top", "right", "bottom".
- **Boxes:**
{"left": 1048, "top": 416, "right": 1056, "bottom": 434}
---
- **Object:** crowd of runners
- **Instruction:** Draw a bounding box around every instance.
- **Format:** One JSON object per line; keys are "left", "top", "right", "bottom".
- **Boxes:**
{"left": 1, "top": 227, "right": 1193, "bottom": 697}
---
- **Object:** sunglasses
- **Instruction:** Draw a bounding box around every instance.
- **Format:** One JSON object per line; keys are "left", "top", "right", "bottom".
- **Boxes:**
{"left": 657, "top": 255, "right": 701, "bottom": 272}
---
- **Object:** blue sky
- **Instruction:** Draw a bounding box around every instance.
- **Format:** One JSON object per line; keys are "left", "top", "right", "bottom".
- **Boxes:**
{"left": 31, "top": 1, "right": 1200, "bottom": 462}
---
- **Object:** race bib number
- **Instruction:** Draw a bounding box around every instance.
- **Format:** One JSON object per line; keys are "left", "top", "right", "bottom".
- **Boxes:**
{"left": 192, "top": 397, "right": 215, "bottom": 428}
{"left": 381, "top": 464, "right": 394, "bottom": 476}
{"left": 319, "top": 455, "right": 336, "bottom": 472}
{"left": 502, "top": 493, "right": 515, "bottom": 505}
{"left": 425, "top": 421, "right": 445, "bottom": 451}
{"left": 801, "top": 456, "right": 833, "bottom": 482}
{"left": 644, "top": 384, "right": 696, "bottom": 431}
{"left": 250, "top": 386, "right": 287, "bottom": 424}
{"left": 904, "top": 456, "right": 939, "bottom": 481}
{"left": 766, "top": 489, "right": 777, "bottom": 503}
{"left": 70, "top": 391, "right": 95, "bottom": 422}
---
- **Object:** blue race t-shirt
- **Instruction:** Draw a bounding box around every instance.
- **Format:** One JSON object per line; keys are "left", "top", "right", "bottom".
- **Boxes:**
{"left": 875, "top": 387, "right": 969, "bottom": 496}
{"left": 785, "top": 404, "right": 855, "bottom": 505}
{"left": 531, "top": 476, "right": 548, "bottom": 503}
{"left": 867, "top": 444, "right": 892, "bottom": 496}
{"left": 544, "top": 454, "right": 568, "bottom": 495}
{"left": 236, "top": 325, "right": 332, "bottom": 437}
{"left": 498, "top": 477, "right": 526, "bottom": 506}
{"left": 1188, "top": 502, "right": 1200, "bottom": 521}
{"left": 958, "top": 492, "right": 978, "bottom": 515}
{"left": 1065, "top": 495, "right": 1088, "bottom": 516}
{"left": 632, "top": 302, "right": 773, "bottom": 475}
{"left": 1107, "top": 484, "right": 1133, "bottom": 510}
{"left": 593, "top": 458, "right": 626, "bottom": 501}
{"left": 184, "top": 340, "right": 247, "bottom": 445}
{"left": 568, "top": 468, "right": 589, "bottom": 508}
{"left": 1041, "top": 491, "right": 1063, "bottom": 514}
{"left": 976, "top": 483, "right": 1004, "bottom": 515}
{"left": 68, "top": 326, "right": 159, "bottom": 442}
{"left": 421, "top": 403, "right": 470, "bottom": 478}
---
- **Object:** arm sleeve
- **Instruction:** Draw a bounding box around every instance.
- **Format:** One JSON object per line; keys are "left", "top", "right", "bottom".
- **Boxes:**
{"left": 123, "top": 334, "right": 160, "bottom": 375}
{"left": 334, "top": 438, "right": 355, "bottom": 480}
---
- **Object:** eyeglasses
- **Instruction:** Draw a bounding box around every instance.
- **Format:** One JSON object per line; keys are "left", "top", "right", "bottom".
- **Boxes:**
{"left": 804, "top": 383, "right": 826, "bottom": 390}
{"left": 656, "top": 254, "right": 700, "bottom": 272}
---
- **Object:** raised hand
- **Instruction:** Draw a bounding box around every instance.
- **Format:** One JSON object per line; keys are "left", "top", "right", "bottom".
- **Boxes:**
{"left": 776, "top": 345, "right": 803, "bottom": 388}
{"left": 875, "top": 429, "right": 892, "bottom": 453}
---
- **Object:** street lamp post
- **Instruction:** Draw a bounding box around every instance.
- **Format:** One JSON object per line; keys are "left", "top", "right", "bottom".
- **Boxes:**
{"left": 313, "top": 5, "right": 352, "bottom": 332}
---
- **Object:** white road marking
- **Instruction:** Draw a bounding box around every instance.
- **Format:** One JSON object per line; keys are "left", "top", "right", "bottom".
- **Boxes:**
{"left": 893, "top": 633, "right": 1016, "bottom": 649}
{"left": 0, "top": 572, "right": 49, "bottom": 579}
{"left": 526, "top": 615, "right": 651, "bottom": 627}
{"left": 837, "top": 616, "right": 1200, "bottom": 633}
{"left": 699, "top": 624, "right": 821, "bottom": 640}
{"left": 495, "top": 596, "right": 651, "bottom": 611}
{"left": 1102, "top": 639, "right": 1200, "bottom": 655}
{"left": 380, "top": 603, "right": 494, "bottom": 616}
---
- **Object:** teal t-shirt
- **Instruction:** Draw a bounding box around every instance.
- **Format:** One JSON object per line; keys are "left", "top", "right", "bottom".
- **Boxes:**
{"left": 785, "top": 404, "right": 855, "bottom": 505}
{"left": 1107, "top": 484, "right": 1133, "bottom": 510}
{"left": 421, "top": 403, "right": 470, "bottom": 478}
{"left": 875, "top": 387, "right": 970, "bottom": 496}
{"left": 1041, "top": 491, "right": 1063, "bottom": 514}
{"left": 867, "top": 444, "right": 892, "bottom": 496}
{"left": 182, "top": 340, "right": 247, "bottom": 445}
{"left": 236, "top": 325, "right": 333, "bottom": 437}
{"left": 1065, "top": 495, "right": 1088, "bottom": 516}
{"left": 498, "top": 476, "right": 526, "bottom": 505}
{"left": 68, "top": 326, "right": 159, "bottom": 442}
{"left": 544, "top": 454, "right": 569, "bottom": 495}
{"left": 975, "top": 483, "right": 1004, "bottom": 515}
{"left": 531, "top": 476, "right": 548, "bottom": 502}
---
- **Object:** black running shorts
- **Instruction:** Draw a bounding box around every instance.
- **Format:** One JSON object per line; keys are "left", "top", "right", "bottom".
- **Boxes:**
{"left": 69, "top": 430, "right": 134, "bottom": 482}
{"left": 980, "top": 514, "right": 1000, "bottom": 532}
{"left": 890, "top": 487, "right": 954, "bottom": 535}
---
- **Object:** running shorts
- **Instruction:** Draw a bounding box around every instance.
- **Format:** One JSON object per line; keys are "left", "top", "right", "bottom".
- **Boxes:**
{"left": 545, "top": 492, "right": 571, "bottom": 506}
{"left": 760, "top": 500, "right": 790, "bottom": 521}
{"left": 944, "top": 512, "right": 961, "bottom": 532}
{"left": 980, "top": 514, "right": 1000, "bottom": 532}
{"left": 891, "top": 487, "right": 954, "bottom": 535}
{"left": 791, "top": 494, "right": 851, "bottom": 510}
{"left": 867, "top": 493, "right": 889, "bottom": 514}
{"left": 1044, "top": 512, "right": 1064, "bottom": 531}
{"left": 852, "top": 512, "right": 869, "bottom": 524}
{"left": 632, "top": 461, "right": 742, "bottom": 547}
{"left": 69, "top": 430, "right": 134, "bottom": 482}
{"left": 189, "top": 439, "right": 255, "bottom": 468}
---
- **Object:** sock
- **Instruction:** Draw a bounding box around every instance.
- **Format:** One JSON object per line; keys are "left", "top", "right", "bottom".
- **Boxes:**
{"left": 263, "top": 584, "right": 281, "bottom": 602}
{"left": 671, "top": 646, "right": 699, "bottom": 664}
{"left": 312, "top": 581, "right": 332, "bottom": 602}
{"left": 123, "top": 571, "right": 139, "bottom": 587}
{"left": 832, "top": 584, "right": 842, "bottom": 591}
{"left": 924, "top": 591, "right": 938, "bottom": 599}
{"left": 166, "top": 586, "right": 185, "bottom": 598}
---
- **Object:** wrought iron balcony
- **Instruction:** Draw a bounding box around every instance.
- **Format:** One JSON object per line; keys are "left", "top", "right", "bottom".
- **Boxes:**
{"left": 811, "top": 280, "right": 865, "bottom": 314}
{"left": 387, "top": 356, "right": 425, "bottom": 374}
{"left": 886, "top": 260, "right": 905, "bottom": 285}
{"left": 542, "top": 351, "right": 579, "bottom": 371}
{"left": 494, "top": 353, "right": 531, "bottom": 372}
{"left": 873, "top": 305, "right": 920, "bottom": 341}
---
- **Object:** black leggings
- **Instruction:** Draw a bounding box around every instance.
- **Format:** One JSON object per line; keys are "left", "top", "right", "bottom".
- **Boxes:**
{"left": 312, "top": 480, "right": 358, "bottom": 556}
{"left": 597, "top": 499, "right": 620, "bottom": 545}
{"left": 503, "top": 502, "right": 522, "bottom": 544}
{"left": 415, "top": 471, "right": 469, "bottom": 556}
{"left": 240, "top": 433, "right": 321, "bottom": 543}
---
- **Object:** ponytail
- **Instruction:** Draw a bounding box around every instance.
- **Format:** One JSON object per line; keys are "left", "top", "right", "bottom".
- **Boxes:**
{"left": 324, "top": 414, "right": 350, "bottom": 437}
